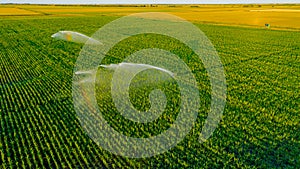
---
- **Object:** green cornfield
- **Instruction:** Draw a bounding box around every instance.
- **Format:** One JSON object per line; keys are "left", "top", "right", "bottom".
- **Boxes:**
{"left": 0, "top": 13, "right": 299, "bottom": 168}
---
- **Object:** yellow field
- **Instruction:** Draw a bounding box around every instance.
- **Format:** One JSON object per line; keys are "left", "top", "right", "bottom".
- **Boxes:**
{"left": 1, "top": 4, "right": 300, "bottom": 30}
{"left": 173, "top": 7, "right": 300, "bottom": 30}
{"left": 0, "top": 7, "right": 39, "bottom": 15}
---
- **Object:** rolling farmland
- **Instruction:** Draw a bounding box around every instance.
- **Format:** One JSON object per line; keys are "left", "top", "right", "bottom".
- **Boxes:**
{"left": 0, "top": 4, "right": 300, "bottom": 168}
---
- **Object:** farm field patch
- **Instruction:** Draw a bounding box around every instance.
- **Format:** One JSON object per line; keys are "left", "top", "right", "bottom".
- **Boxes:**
{"left": 1, "top": 4, "right": 299, "bottom": 30}
{"left": 0, "top": 7, "right": 39, "bottom": 15}
{"left": 0, "top": 4, "right": 299, "bottom": 168}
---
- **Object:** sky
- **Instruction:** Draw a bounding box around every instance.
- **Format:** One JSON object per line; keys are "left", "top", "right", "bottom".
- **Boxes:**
{"left": 1, "top": 0, "right": 300, "bottom": 4}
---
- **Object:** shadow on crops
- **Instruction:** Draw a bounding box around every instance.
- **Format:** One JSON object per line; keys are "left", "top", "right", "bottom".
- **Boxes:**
{"left": 226, "top": 137, "right": 299, "bottom": 167}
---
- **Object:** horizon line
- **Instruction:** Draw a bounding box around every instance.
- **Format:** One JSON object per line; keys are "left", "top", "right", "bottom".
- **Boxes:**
{"left": 1, "top": 3, "right": 300, "bottom": 5}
